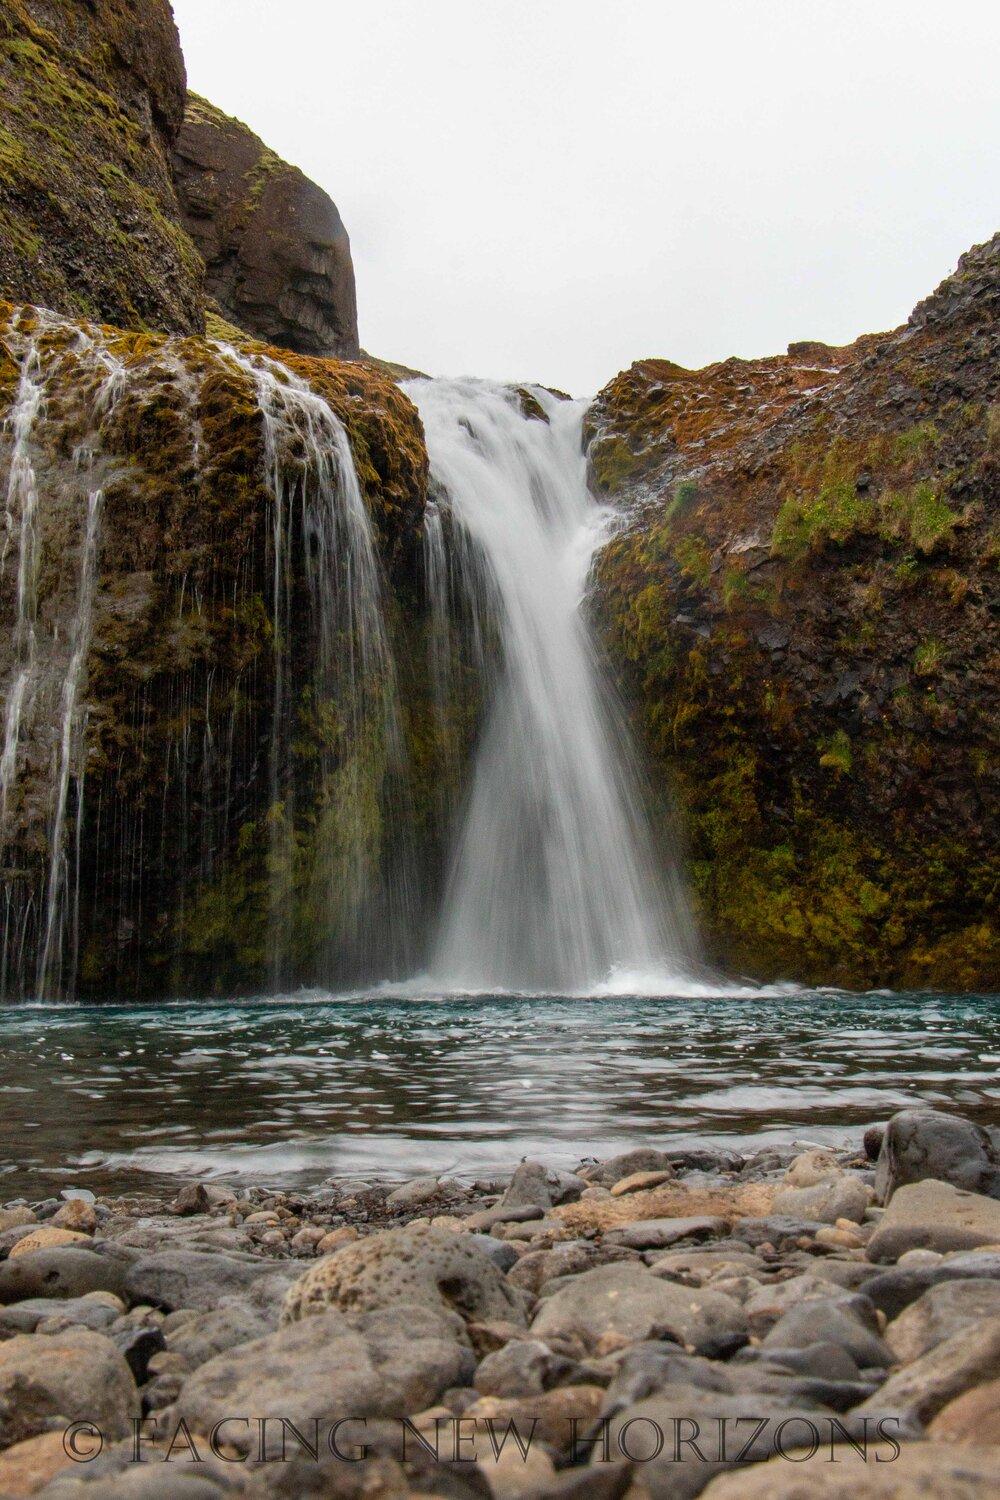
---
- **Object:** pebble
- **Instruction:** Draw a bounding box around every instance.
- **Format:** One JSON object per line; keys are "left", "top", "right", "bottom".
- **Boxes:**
{"left": 8, "top": 1226, "right": 90, "bottom": 1257}
{"left": 51, "top": 1198, "right": 98, "bottom": 1233}
{"left": 609, "top": 1168, "right": 676, "bottom": 1196}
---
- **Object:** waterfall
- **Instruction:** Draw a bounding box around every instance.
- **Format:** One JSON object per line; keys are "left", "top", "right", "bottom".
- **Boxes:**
{"left": 408, "top": 378, "right": 697, "bottom": 993}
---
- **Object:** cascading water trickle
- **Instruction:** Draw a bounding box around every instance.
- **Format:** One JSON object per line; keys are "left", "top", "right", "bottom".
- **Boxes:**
{"left": 0, "top": 319, "right": 126, "bottom": 998}
{"left": 407, "top": 378, "right": 698, "bottom": 993}
{"left": 216, "top": 346, "right": 415, "bottom": 983}
{"left": 0, "top": 337, "right": 46, "bottom": 828}
{"left": 36, "top": 487, "right": 103, "bottom": 995}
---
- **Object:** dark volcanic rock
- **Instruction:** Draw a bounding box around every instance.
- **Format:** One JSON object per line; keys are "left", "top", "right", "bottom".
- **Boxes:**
{"left": 589, "top": 232, "right": 1000, "bottom": 990}
{"left": 173, "top": 95, "right": 360, "bottom": 359}
{"left": 875, "top": 1107, "right": 1000, "bottom": 1202}
{"left": 0, "top": 0, "right": 204, "bottom": 332}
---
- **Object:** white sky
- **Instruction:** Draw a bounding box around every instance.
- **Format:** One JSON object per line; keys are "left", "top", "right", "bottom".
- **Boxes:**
{"left": 170, "top": 0, "right": 1000, "bottom": 396}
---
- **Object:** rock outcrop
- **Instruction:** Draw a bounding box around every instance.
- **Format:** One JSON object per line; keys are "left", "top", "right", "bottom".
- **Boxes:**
{"left": 0, "top": 0, "right": 205, "bottom": 333}
{"left": 589, "top": 234, "right": 1000, "bottom": 989}
{"left": 0, "top": 301, "right": 444, "bottom": 999}
{"left": 172, "top": 95, "right": 360, "bottom": 359}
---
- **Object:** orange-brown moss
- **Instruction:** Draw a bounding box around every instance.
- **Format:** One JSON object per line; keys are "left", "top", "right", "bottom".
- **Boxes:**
{"left": 589, "top": 236, "right": 1000, "bottom": 989}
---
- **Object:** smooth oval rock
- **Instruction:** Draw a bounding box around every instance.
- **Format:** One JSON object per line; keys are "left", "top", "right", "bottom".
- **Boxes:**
{"left": 531, "top": 1263, "right": 746, "bottom": 1351}
{"left": 875, "top": 1108, "right": 1000, "bottom": 1204}
{"left": 772, "top": 1176, "right": 870, "bottom": 1225}
{"left": 0, "top": 1248, "right": 130, "bottom": 1304}
{"left": 866, "top": 1179, "right": 1000, "bottom": 1262}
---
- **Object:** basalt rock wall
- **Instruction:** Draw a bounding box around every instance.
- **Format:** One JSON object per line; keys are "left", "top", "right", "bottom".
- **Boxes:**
{"left": 0, "top": 0, "right": 206, "bottom": 334}
{"left": 172, "top": 95, "right": 360, "bottom": 361}
{"left": 588, "top": 235, "right": 1000, "bottom": 990}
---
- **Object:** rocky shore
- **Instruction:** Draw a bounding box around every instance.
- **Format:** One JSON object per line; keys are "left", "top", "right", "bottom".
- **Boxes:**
{"left": 0, "top": 1109, "right": 999, "bottom": 1496}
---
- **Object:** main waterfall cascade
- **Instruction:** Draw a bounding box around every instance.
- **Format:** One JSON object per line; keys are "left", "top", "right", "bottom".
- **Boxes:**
{"left": 409, "top": 379, "right": 698, "bottom": 993}
{"left": 0, "top": 311, "right": 697, "bottom": 998}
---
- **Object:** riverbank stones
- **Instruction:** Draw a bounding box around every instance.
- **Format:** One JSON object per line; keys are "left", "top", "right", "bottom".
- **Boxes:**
{"left": 176, "top": 1309, "right": 470, "bottom": 1451}
{"left": 0, "top": 1328, "right": 138, "bottom": 1447}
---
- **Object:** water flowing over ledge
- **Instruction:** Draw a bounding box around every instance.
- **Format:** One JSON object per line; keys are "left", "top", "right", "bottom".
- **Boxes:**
{"left": 407, "top": 378, "right": 697, "bottom": 994}
{"left": 0, "top": 317, "right": 701, "bottom": 1000}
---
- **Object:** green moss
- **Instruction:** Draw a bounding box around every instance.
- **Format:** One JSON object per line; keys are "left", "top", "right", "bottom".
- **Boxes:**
{"left": 879, "top": 480, "right": 958, "bottom": 555}
{"left": 893, "top": 421, "right": 941, "bottom": 462}
{"left": 590, "top": 433, "right": 643, "bottom": 491}
{"left": 666, "top": 477, "right": 699, "bottom": 522}
{"left": 673, "top": 533, "right": 712, "bottom": 588}
{"left": 0, "top": 16, "right": 203, "bottom": 335}
{"left": 771, "top": 479, "right": 874, "bottom": 562}
{"left": 818, "top": 729, "right": 853, "bottom": 775}
{"left": 913, "top": 637, "right": 946, "bottom": 677}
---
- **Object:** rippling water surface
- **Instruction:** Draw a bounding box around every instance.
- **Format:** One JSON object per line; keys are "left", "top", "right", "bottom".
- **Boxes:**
{"left": 1, "top": 989, "right": 998, "bottom": 1195}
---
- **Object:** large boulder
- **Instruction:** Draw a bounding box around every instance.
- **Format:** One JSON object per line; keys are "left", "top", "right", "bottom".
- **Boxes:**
{"left": 866, "top": 1180, "right": 1000, "bottom": 1262}
{"left": 282, "top": 1223, "right": 525, "bottom": 1333}
{"left": 177, "top": 1309, "right": 470, "bottom": 1452}
{"left": 875, "top": 1109, "right": 1000, "bottom": 1203}
{"left": 0, "top": 0, "right": 204, "bottom": 331}
{"left": 0, "top": 1328, "right": 138, "bottom": 1448}
{"left": 173, "top": 95, "right": 359, "bottom": 359}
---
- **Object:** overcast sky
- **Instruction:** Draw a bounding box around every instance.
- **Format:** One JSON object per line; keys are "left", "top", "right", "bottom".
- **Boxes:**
{"left": 170, "top": 0, "right": 1000, "bottom": 396}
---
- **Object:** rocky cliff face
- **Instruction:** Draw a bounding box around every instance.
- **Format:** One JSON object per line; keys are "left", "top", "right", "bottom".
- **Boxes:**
{"left": 0, "top": 0, "right": 205, "bottom": 334}
{"left": 588, "top": 236, "right": 1000, "bottom": 990}
{"left": 172, "top": 95, "right": 360, "bottom": 360}
{"left": 0, "top": 301, "right": 460, "bottom": 999}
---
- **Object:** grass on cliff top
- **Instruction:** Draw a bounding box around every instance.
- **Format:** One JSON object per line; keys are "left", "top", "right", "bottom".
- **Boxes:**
{"left": 771, "top": 451, "right": 960, "bottom": 564}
